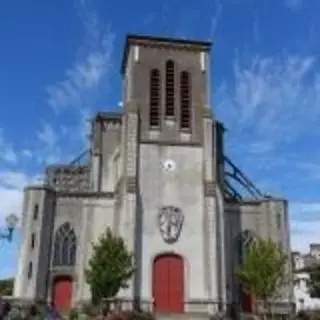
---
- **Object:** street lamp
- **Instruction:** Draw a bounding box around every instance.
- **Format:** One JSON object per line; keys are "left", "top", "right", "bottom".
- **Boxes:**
{"left": 0, "top": 213, "right": 19, "bottom": 242}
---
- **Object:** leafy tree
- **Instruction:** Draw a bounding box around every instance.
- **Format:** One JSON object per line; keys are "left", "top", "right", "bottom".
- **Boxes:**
{"left": 85, "top": 227, "right": 135, "bottom": 304}
{"left": 236, "top": 236, "right": 288, "bottom": 316}
{"left": 306, "top": 265, "right": 320, "bottom": 298}
{"left": 0, "top": 278, "right": 14, "bottom": 295}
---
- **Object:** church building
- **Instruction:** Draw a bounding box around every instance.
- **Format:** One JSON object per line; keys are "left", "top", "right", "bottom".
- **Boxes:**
{"left": 14, "top": 35, "right": 294, "bottom": 316}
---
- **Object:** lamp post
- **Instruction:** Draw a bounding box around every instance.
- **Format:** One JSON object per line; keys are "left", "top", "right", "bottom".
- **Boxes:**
{"left": 0, "top": 213, "right": 19, "bottom": 242}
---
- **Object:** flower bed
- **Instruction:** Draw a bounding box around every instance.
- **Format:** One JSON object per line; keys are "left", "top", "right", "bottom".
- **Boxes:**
{"left": 1, "top": 301, "right": 156, "bottom": 320}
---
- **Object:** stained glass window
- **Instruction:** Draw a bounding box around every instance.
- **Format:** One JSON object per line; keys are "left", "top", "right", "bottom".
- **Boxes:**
{"left": 53, "top": 222, "right": 77, "bottom": 266}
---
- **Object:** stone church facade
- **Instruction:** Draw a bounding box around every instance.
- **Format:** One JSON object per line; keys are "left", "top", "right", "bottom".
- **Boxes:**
{"left": 14, "top": 35, "right": 294, "bottom": 315}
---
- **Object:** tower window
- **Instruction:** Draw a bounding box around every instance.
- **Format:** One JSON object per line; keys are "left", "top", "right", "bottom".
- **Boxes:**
{"left": 180, "top": 71, "right": 191, "bottom": 130}
{"left": 27, "top": 262, "right": 33, "bottom": 279}
{"left": 149, "top": 69, "right": 160, "bottom": 127}
{"left": 165, "top": 60, "right": 175, "bottom": 117}
{"left": 33, "top": 204, "right": 39, "bottom": 220}
{"left": 277, "top": 213, "right": 281, "bottom": 230}
{"left": 31, "top": 233, "right": 35, "bottom": 250}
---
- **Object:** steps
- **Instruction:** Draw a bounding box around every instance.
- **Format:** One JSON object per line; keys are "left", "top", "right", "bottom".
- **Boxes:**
{"left": 156, "top": 312, "right": 214, "bottom": 320}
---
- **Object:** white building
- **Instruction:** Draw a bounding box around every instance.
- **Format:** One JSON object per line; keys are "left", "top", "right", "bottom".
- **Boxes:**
{"left": 293, "top": 245, "right": 320, "bottom": 311}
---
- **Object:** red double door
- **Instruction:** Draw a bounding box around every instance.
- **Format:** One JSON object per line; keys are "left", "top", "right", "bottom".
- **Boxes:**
{"left": 242, "top": 292, "right": 256, "bottom": 313}
{"left": 52, "top": 276, "right": 73, "bottom": 312}
{"left": 153, "top": 254, "right": 184, "bottom": 313}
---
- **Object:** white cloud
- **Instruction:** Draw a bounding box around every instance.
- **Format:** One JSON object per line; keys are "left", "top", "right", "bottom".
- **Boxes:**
{"left": 284, "top": 0, "right": 302, "bottom": 10}
{"left": 217, "top": 54, "right": 320, "bottom": 145}
{"left": 2, "top": 148, "right": 17, "bottom": 164}
{"left": 0, "top": 129, "right": 17, "bottom": 165}
{"left": 21, "top": 149, "right": 33, "bottom": 159}
{"left": 0, "top": 171, "right": 41, "bottom": 226}
{"left": 209, "top": 0, "right": 223, "bottom": 38}
{"left": 215, "top": 53, "right": 320, "bottom": 181}
{"left": 291, "top": 220, "right": 320, "bottom": 253}
{"left": 289, "top": 202, "right": 320, "bottom": 252}
{"left": 37, "top": 122, "right": 57, "bottom": 148}
{"left": 291, "top": 202, "right": 320, "bottom": 215}
{"left": 296, "top": 162, "right": 320, "bottom": 180}
{"left": 39, "top": 0, "right": 115, "bottom": 165}
{"left": 46, "top": 3, "right": 114, "bottom": 112}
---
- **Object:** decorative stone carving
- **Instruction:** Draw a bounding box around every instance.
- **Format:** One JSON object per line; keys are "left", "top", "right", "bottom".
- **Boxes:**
{"left": 46, "top": 165, "right": 91, "bottom": 192}
{"left": 102, "top": 120, "right": 121, "bottom": 131}
{"left": 158, "top": 206, "right": 184, "bottom": 244}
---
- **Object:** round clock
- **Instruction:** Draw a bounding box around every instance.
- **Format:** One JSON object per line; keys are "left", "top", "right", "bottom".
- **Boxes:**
{"left": 163, "top": 159, "right": 176, "bottom": 172}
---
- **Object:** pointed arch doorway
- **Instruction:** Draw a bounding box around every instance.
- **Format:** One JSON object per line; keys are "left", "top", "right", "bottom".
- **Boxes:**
{"left": 153, "top": 253, "right": 184, "bottom": 313}
{"left": 51, "top": 222, "right": 77, "bottom": 312}
{"left": 52, "top": 276, "right": 73, "bottom": 312}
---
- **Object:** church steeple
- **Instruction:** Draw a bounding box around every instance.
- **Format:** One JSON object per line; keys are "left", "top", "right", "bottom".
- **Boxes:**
{"left": 121, "top": 34, "right": 212, "bottom": 145}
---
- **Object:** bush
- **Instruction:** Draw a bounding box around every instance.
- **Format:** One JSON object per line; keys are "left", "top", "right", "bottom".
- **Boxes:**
{"left": 123, "top": 310, "right": 155, "bottom": 320}
{"left": 297, "top": 310, "right": 310, "bottom": 320}
{"left": 68, "top": 308, "right": 80, "bottom": 319}
{"left": 7, "top": 306, "right": 25, "bottom": 320}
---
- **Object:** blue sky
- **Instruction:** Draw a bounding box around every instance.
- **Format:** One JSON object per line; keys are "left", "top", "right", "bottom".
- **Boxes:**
{"left": 0, "top": 0, "right": 320, "bottom": 278}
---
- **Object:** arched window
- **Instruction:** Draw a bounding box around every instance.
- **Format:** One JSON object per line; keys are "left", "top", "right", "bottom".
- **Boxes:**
{"left": 149, "top": 68, "right": 160, "bottom": 127}
{"left": 180, "top": 71, "right": 191, "bottom": 130}
{"left": 165, "top": 60, "right": 175, "bottom": 116}
{"left": 236, "top": 230, "right": 256, "bottom": 264}
{"left": 53, "top": 222, "right": 77, "bottom": 266}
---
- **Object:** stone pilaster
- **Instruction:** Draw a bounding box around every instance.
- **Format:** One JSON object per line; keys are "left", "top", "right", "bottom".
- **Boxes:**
{"left": 202, "top": 114, "right": 220, "bottom": 312}
{"left": 118, "top": 107, "right": 139, "bottom": 300}
{"left": 76, "top": 204, "right": 90, "bottom": 301}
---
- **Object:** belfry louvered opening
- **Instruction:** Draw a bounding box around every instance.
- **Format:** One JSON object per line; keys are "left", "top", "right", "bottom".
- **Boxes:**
{"left": 165, "top": 60, "right": 175, "bottom": 117}
{"left": 180, "top": 71, "right": 191, "bottom": 130}
{"left": 149, "top": 68, "right": 160, "bottom": 127}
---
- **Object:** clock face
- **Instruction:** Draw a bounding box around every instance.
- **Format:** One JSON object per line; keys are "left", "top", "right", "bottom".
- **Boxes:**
{"left": 162, "top": 159, "right": 176, "bottom": 172}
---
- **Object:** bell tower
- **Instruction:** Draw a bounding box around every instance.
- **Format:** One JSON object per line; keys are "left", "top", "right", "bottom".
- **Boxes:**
{"left": 121, "top": 35, "right": 213, "bottom": 145}
{"left": 120, "top": 35, "right": 225, "bottom": 314}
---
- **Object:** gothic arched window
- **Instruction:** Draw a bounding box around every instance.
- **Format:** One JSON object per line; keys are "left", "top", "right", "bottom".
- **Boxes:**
{"left": 53, "top": 222, "right": 77, "bottom": 266}
{"left": 237, "top": 230, "right": 256, "bottom": 265}
{"left": 180, "top": 71, "right": 191, "bottom": 130}
{"left": 165, "top": 60, "right": 175, "bottom": 117}
{"left": 149, "top": 68, "right": 160, "bottom": 127}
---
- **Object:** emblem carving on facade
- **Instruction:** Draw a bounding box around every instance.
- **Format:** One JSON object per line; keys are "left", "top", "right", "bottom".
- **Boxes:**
{"left": 158, "top": 206, "right": 184, "bottom": 244}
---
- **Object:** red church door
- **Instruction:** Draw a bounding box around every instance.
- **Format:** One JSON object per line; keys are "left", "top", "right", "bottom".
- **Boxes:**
{"left": 242, "top": 291, "right": 255, "bottom": 313}
{"left": 153, "top": 254, "right": 184, "bottom": 313}
{"left": 52, "top": 276, "right": 73, "bottom": 312}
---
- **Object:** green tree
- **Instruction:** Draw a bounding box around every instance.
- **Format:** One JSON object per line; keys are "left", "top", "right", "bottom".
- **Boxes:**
{"left": 0, "top": 278, "right": 14, "bottom": 295}
{"left": 236, "top": 236, "right": 288, "bottom": 316}
{"left": 85, "top": 227, "right": 135, "bottom": 304}
{"left": 306, "top": 265, "right": 320, "bottom": 298}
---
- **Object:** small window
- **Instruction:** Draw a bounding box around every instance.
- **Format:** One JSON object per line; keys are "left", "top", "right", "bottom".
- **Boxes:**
{"left": 31, "top": 233, "right": 35, "bottom": 250}
{"left": 33, "top": 204, "right": 39, "bottom": 220}
{"left": 27, "top": 262, "right": 33, "bottom": 279}
{"left": 277, "top": 213, "right": 281, "bottom": 229}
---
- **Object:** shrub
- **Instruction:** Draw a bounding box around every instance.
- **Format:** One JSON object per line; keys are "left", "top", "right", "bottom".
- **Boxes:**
{"left": 121, "top": 310, "right": 155, "bottom": 320}
{"left": 7, "top": 306, "right": 25, "bottom": 320}
{"left": 68, "top": 307, "right": 80, "bottom": 319}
